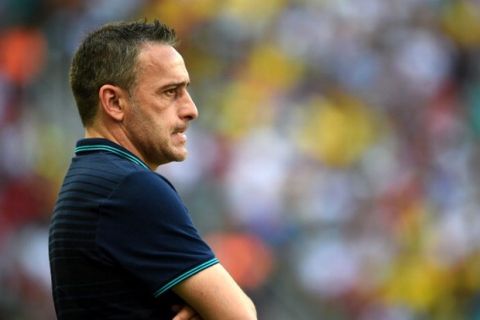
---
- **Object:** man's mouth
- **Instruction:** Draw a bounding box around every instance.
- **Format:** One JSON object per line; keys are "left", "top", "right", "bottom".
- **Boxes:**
{"left": 172, "top": 127, "right": 187, "bottom": 142}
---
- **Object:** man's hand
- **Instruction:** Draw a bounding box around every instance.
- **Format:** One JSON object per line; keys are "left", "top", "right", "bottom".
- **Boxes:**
{"left": 172, "top": 304, "right": 203, "bottom": 320}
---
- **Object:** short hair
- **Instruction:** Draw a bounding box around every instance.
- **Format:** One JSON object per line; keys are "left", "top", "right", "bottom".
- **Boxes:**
{"left": 69, "top": 20, "right": 177, "bottom": 126}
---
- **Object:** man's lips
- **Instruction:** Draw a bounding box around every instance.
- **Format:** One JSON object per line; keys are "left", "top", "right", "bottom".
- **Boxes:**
{"left": 172, "top": 126, "right": 187, "bottom": 143}
{"left": 173, "top": 124, "right": 187, "bottom": 134}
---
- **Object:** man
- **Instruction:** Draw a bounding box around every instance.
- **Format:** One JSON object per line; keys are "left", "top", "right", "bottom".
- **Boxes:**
{"left": 48, "top": 20, "right": 256, "bottom": 320}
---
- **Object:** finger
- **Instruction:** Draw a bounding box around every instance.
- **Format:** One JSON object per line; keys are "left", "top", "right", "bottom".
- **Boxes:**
{"left": 172, "top": 305, "right": 197, "bottom": 320}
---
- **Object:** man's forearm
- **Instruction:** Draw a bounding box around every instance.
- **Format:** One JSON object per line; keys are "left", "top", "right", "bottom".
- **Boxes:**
{"left": 172, "top": 264, "right": 257, "bottom": 320}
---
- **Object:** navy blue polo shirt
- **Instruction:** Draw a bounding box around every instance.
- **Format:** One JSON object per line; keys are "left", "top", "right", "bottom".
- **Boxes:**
{"left": 49, "top": 138, "right": 218, "bottom": 319}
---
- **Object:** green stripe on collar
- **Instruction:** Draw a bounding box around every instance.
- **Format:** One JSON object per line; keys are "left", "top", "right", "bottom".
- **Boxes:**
{"left": 75, "top": 145, "right": 149, "bottom": 170}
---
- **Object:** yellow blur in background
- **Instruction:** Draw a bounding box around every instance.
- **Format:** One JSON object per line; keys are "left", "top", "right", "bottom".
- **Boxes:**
{"left": 1, "top": 0, "right": 480, "bottom": 319}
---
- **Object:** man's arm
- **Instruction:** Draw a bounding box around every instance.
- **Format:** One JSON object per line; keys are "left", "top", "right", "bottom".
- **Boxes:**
{"left": 172, "top": 263, "right": 257, "bottom": 320}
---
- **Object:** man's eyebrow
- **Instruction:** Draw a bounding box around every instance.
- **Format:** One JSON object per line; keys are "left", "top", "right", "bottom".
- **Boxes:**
{"left": 160, "top": 81, "right": 190, "bottom": 89}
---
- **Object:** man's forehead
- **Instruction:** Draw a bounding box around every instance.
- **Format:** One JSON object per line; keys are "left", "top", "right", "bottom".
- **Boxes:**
{"left": 135, "top": 43, "right": 190, "bottom": 84}
{"left": 138, "top": 43, "right": 184, "bottom": 66}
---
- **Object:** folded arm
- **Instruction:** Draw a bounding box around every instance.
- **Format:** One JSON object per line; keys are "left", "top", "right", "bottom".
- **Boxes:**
{"left": 172, "top": 263, "right": 257, "bottom": 320}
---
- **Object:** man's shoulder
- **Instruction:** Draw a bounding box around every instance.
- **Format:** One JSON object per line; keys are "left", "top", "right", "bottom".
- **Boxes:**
{"left": 114, "top": 170, "right": 178, "bottom": 200}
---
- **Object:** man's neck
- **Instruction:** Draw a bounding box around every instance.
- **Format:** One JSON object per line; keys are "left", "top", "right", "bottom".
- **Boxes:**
{"left": 84, "top": 126, "right": 157, "bottom": 171}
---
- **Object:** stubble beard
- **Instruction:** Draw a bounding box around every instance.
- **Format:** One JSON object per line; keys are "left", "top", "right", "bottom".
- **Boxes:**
{"left": 128, "top": 99, "right": 188, "bottom": 168}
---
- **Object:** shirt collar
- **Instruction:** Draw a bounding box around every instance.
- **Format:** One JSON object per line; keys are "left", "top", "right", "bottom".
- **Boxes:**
{"left": 75, "top": 138, "right": 150, "bottom": 170}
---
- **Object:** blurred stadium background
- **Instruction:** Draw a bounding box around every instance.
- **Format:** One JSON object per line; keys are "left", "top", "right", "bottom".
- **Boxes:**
{"left": 1, "top": 0, "right": 480, "bottom": 319}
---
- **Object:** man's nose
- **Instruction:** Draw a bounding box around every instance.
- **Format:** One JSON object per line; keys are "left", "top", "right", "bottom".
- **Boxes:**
{"left": 180, "top": 90, "right": 198, "bottom": 121}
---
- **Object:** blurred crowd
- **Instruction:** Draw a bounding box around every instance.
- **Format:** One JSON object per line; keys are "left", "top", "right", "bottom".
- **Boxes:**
{"left": 1, "top": 0, "right": 480, "bottom": 319}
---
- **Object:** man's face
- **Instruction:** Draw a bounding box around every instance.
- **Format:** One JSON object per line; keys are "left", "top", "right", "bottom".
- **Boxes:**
{"left": 123, "top": 43, "right": 198, "bottom": 167}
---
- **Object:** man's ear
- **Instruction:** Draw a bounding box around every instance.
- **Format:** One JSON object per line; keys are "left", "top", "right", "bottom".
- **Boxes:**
{"left": 98, "top": 84, "right": 128, "bottom": 122}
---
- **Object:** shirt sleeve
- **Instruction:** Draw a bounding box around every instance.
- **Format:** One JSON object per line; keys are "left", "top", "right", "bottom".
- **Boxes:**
{"left": 97, "top": 171, "right": 219, "bottom": 297}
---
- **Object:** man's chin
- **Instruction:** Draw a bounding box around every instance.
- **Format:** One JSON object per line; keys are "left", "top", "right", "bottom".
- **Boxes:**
{"left": 171, "top": 150, "right": 188, "bottom": 162}
{"left": 175, "top": 154, "right": 187, "bottom": 162}
{"left": 147, "top": 149, "right": 187, "bottom": 166}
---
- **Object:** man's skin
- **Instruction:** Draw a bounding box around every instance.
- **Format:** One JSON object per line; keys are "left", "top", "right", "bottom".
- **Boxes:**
{"left": 86, "top": 42, "right": 257, "bottom": 320}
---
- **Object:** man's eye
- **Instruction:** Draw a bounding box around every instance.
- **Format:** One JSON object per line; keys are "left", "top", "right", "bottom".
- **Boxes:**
{"left": 164, "top": 88, "right": 177, "bottom": 97}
